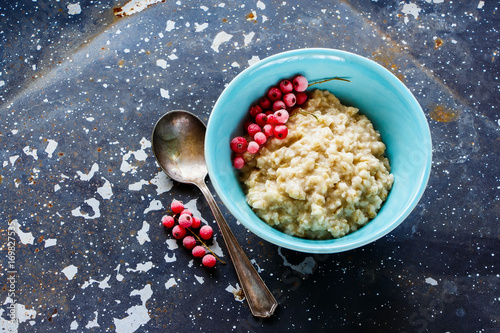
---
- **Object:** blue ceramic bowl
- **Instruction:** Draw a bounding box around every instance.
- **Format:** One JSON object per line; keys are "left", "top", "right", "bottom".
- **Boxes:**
{"left": 205, "top": 48, "right": 432, "bottom": 253}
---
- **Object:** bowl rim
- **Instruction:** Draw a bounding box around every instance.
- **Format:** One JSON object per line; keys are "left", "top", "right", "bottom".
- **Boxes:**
{"left": 205, "top": 47, "right": 432, "bottom": 253}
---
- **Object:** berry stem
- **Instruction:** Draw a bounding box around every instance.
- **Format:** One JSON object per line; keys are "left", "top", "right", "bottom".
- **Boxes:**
{"left": 307, "top": 76, "right": 351, "bottom": 87}
{"left": 290, "top": 109, "right": 319, "bottom": 121}
{"left": 187, "top": 227, "right": 226, "bottom": 265}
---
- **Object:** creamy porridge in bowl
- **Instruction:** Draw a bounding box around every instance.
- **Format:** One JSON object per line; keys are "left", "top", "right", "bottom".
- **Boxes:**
{"left": 205, "top": 48, "right": 432, "bottom": 253}
{"left": 240, "top": 89, "right": 394, "bottom": 239}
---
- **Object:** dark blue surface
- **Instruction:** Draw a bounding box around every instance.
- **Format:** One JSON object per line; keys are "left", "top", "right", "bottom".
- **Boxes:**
{"left": 1, "top": 0, "right": 498, "bottom": 332}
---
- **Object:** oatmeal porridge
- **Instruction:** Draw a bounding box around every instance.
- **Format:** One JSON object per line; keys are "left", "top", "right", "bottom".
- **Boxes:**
{"left": 240, "top": 89, "right": 394, "bottom": 239}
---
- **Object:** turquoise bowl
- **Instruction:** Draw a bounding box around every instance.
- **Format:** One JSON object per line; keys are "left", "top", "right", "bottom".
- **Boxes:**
{"left": 205, "top": 48, "right": 432, "bottom": 253}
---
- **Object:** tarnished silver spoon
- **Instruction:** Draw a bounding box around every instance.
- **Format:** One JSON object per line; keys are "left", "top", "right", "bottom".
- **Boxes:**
{"left": 151, "top": 110, "right": 277, "bottom": 318}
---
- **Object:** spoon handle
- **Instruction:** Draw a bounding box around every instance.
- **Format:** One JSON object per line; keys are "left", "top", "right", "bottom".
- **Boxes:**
{"left": 197, "top": 180, "right": 278, "bottom": 318}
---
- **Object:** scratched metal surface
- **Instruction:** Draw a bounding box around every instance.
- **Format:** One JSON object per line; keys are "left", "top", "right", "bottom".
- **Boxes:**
{"left": 0, "top": 0, "right": 498, "bottom": 332}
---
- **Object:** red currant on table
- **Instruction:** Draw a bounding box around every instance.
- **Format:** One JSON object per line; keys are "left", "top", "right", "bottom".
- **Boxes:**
{"left": 202, "top": 254, "right": 216, "bottom": 268}
{"left": 172, "top": 225, "right": 186, "bottom": 239}
{"left": 199, "top": 225, "right": 213, "bottom": 240}
{"left": 192, "top": 245, "right": 206, "bottom": 258}
{"left": 178, "top": 213, "right": 193, "bottom": 228}
{"left": 191, "top": 216, "right": 201, "bottom": 229}
{"left": 161, "top": 215, "right": 175, "bottom": 228}
{"left": 182, "top": 236, "right": 196, "bottom": 249}
{"left": 171, "top": 200, "right": 184, "bottom": 214}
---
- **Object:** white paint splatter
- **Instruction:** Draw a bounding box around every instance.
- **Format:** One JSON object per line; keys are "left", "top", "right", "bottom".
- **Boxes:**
{"left": 81, "top": 275, "right": 112, "bottom": 290}
{"left": 113, "top": 284, "right": 152, "bottom": 332}
{"left": 160, "top": 88, "right": 170, "bottom": 99}
{"left": 165, "top": 277, "right": 177, "bottom": 289}
{"left": 114, "top": 0, "right": 163, "bottom": 17}
{"left": 129, "top": 179, "right": 149, "bottom": 191}
{"left": 44, "top": 238, "right": 57, "bottom": 248}
{"left": 115, "top": 264, "right": 124, "bottom": 281}
{"left": 76, "top": 163, "right": 99, "bottom": 181}
{"left": 150, "top": 171, "right": 173, "bottom": 194}
{"left": 71, "top": 198, "right": 101, "bottom": 219}
{"left": 29, "top": 167, "right": 40, "bottom": 185}
{"left": 209, "top": 237, "right": 225, "bottom": 258}
{"left": 211, "top": 31, "right": 233, "bottom": 52}
{"left": 248, "top": 56, "right": 260, "bottom": 66}
{"left": 15, "top": 304, "right": 37, "bottom": 323}
{"left": 45, "top": 139, "right": 58, "bottom": 158}
{"left": 164, "top": 253, "right": 176, "bottom": 263}
{"left": 166, "top": 239, "right": 178, "bottom": 250}
{"left": 168, "top": 53, "right": 178, "bottom": 60}
{"left": 23, "top": 146, "right": 38, "bottom": 160}
{"left": 144, "top": 199, "right": 163, "bottom": 214}
{"left": 136, "top": 221, "right": 151, "bottom": 245}
{"left": 97, "top": 178, "right": 113, "bottom": 200}
{"left": 225, "top": 283, "right": 245, "bottom": 302}
{"left": 67, "top": 3, "right": 82, "bottom": 15}
{"left": 243, "top": 32, "right": 255, "bottom": 46}
{"left": 183, "top": 199, "right": 206, "bottom": 223}
{"left": 425, "top": 277, "right": 438, "bottom": 286}
{"left": 248, "top": 55, "right": 260, "bottom": 66}
{"left": 11, "top": 219, "right": 34, "bottom": 245}
{"left": 85, "top": 311, "right": 99, "bottom": 329}
{"left": 9, "top": 155, "right": 19, "bottom": 166}
{"left": 62, "top": 265, "right": 78, "bottom": 280}
{"left": 246, "top": 10, "right": 257, "bottom": 21}
{"left": 200, "top": 5, "right": 208, "bottom": 11}
{"left": 250, "top": 259, "right": 263, "bottom": 273}
{"left": 231, "top": 61, "right": 240, "bottom": 68}
{"left": 477, "top": 1, "right": 485, "bottom": 9}
{"left": 401, "top": 3, "right": 421, "bottom": 24}
{"left": 278, "top": 247, "right": 316, "bottom": 274}
{"left": 257, "top": 0, "right": 266, "bottom": 10}
{"left": 195, "top": 22, "right": 209, "bottom": 32}
{"left": 70, "top": 320, "right": 79, "bottom": 330}
{"left": 156, "top": 59, "right": 167, "bottom": 69}
{"left": 194, "top": 275, "right": 205, "bottom": 284}
{"left": 126, "top": 261, "right": 154, "bottom": 273}
{"left": 120, "top": 138, "right": 151, "bottom": 174}
{"left": 166, "top": 20, "right": 175, "bottom": 31}
{"left": 0, "top": 80, "right": 5, "bottom": 87}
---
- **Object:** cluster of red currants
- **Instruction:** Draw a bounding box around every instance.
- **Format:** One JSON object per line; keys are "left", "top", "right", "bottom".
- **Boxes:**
{"left": 161, "top": 199, "right": 218, "bottom": 268}
{"left": 230, "top": 75, "right": 309, "bottom": 169}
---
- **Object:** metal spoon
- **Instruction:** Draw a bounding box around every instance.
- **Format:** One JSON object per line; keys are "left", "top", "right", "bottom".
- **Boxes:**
{"left": 151, "top": 110, "right": 278, "bottom": 318}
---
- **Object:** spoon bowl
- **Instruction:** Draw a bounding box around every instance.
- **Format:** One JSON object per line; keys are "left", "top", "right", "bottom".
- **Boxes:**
{"left": 152, "top": 110, "right": 277, "bottom": 318}
{"left": 152, "top": 110, "right": 207, "bottom": 184}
